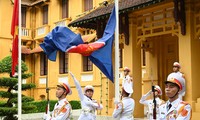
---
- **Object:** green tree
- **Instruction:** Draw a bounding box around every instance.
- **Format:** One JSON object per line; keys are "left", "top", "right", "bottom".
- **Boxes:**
{"left": 0, "top": 56, "right": 36, "bottom": 120}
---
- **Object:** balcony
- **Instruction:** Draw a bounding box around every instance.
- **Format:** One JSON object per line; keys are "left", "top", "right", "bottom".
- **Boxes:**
{"left": 35, "top": 24, "right": 50, "bottom": 40}
{"left": 54, "top": 18, "right": 71, "bottom": 27}
{"left": 21, "top": 27, "right": 32, "bottom": 40}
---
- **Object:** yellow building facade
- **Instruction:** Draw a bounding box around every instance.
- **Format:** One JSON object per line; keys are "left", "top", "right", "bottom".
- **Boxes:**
{"left": 0, "top": 0, "right": 200, "bottom": 119}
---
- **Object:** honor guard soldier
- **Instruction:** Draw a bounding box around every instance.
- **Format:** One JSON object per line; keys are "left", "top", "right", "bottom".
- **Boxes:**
{"left": 112, "top": 81, "right": 135, "bottom": 120}
{"left": 44, "top": 80, "right": 72, "bottom": 120}
{"left": 172, "top": 62, "right": 184, "bottom": 77}
{"left": 168, "top": 62, "right": 186, "bottom": 100}
{"left": 123, "top": 67, "right": 133, "bottom": 87}
{"left": 70, "top": 72, "right": 103, "bottom": 120}
{"left": 159, "top": 73, "right": 191, "bottom": 120}
{"left": 123, "top": 67, "right": 133, "bottom": 97}
{"left": 140, "top": 85, "right": 165, "bottom": 119}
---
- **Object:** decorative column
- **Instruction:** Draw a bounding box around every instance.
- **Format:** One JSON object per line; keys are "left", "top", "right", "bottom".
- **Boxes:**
{"left": 178, "top": 0, "right": 200, "bottom": 109}
{"left": 128, "top": 15, "right": 143, "bottom": 117}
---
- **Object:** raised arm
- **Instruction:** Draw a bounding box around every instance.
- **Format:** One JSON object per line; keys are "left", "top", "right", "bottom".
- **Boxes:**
{"left": 69, "top": 72, "right": 84, "bottom": 101}
{"left": 139, "top": 90, "right": 152, "bottom": 105}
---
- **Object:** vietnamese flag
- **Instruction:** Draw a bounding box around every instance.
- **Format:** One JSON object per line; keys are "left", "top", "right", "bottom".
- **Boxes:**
{"left": 11, "top": 0, "right": 19, "bottom": 76}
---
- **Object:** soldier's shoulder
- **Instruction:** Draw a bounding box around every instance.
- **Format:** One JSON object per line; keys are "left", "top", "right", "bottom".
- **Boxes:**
{"left": 180, "top": 101, "right": 189, "bottom": 105}
{"left": 64, "top": 101, "right": 70, "bottom": 107}
{"left": 159, "top": 103, "right": 166, "bottom": 108}
{"left": 160, "top": 99, "right": 166, "bottom": 105}
{"left": 128, "top": 97, "right": 135, "bottom": 103}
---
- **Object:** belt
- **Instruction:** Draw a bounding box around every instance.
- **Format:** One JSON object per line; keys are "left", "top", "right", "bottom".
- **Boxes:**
{"left": 82, "top": 108, "right": 95, "bottom": 114}
{"left": 121, "top": 114, "right": 133, "bottom": 119}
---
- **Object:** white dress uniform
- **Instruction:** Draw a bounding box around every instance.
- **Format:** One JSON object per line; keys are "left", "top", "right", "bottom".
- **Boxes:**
{"left": 44, "top": 80, "right": 72, "bottom": 120}
{"left": 159, "top": 98, "right": 191, "bottom": 120}
{"left": 113, "top": 81, "right": 135, "bottom": 120}
{"left": 122, "top": 75, "right": 133, "bottom": 87}
{"left": 159, "top": 72, "right": 191, "bottom": 120}
{"left": 171, "top": 62, "right": 186, "bottom": 100}
{"left": 50, "top": 98, "right": 72, "bottom": 120}
{"left": 70, "top": 73, "right": 103, "bottom": 120}
{"left": 140, "top": 85, "right": 165, "bottom": 120}
{"left": 123, "top": 67, "right": 133, "bottom": 97}
{"left": 139, "top": 90, "right": 165, "bottom": 119}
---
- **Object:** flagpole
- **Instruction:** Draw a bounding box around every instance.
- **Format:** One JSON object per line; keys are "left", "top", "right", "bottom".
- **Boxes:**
{"left": 114, "top": 0, "right": 119, "bottom": 101}
{"left": 18, "top": 0, "right": 22, "bottom": 119}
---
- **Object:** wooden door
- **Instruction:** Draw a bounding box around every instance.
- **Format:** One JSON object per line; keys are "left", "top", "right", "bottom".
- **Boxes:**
{"left": 159, "top": 35, "right": 178, "bottom": 100}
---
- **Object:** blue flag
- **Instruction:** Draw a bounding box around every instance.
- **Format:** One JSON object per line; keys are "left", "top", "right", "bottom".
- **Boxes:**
{"left": 89, "top": 7, "right": 116, "bottom": 82}
{"left": 40, "top": 7, "right": 116, "bottom": 82}
{"left": 40, "top": 27, "right": 84, "bottom": 61}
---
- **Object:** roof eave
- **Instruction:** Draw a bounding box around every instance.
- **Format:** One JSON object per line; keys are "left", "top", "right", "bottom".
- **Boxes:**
{"left": 68, "top": 0, "right": 165, "bottom": 28}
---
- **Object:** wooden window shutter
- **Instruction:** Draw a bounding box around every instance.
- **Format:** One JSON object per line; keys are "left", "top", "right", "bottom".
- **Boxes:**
{"left": 40, "top": 53, "right": 47, "bottom": 75}
{"left": 21, "top": 7, "right": 26, "bottom": 27}
{"left": 43, "top": 5, "right": 48, "bottom": 25}
{"left": 40, "top": 53, "right": 45, "bottom": 75}
{"left": 59, "top": 52, "right": 64, "bottom": 74}
{"left": 84, "top": 0, "right": 93, "bottom": 11}
{"left": 62, "top": 0, "right": 69, "bottom": 18}
{"left": 64, "top": 53, "right": 68, "bottom": 73}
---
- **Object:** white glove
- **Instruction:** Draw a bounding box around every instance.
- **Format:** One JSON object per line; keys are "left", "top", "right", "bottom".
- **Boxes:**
{"left": 43, "top": 113, "right": 51, "bottom": 120}
{"left": 69, "top": 71, "right": 77, "bottom": 81}
{"left": 69, "top": 71, "right": 75, "bottom": 78}
{"left": 147, "top": 90, "right": 152, "bottom": 94}
{"left": 92, "top": 99, "right": 97, "bottom": 103}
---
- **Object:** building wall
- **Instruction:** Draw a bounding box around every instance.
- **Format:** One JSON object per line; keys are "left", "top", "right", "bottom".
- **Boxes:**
{"left": 0, "top": 0, "right": 13, "bottom": 61}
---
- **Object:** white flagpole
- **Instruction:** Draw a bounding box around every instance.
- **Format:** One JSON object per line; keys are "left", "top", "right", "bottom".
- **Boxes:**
{"left": 18, "top": 0, "right": 22, "bottom": 119}
{"left": 114, "top": 0, "right": 120, "bottom": 101}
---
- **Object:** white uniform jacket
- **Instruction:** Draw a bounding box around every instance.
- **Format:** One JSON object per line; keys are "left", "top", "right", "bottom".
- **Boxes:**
{"left": 159, "top": 98, "right": 191, "bottom": 120}
{"left": 45, "top": 98, "right": 72, "bottom": 120}
{"left": 72, "top": 76, "right": 103, "bottom": 120}
{"left": 139, "top": 90, "right": 165, "bottom": 119}
{"left": 122, "top": 75, "right": 133, "bottom": 87}
{"left": 112, "top": 97, "right": 135, "bottom": 120}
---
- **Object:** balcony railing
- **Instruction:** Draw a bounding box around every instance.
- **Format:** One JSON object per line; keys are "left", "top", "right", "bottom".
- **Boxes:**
{"left": 21, "top": 27, "right": 32, "bottom": 40}
{"left": 54, "top": 18, "right": 71, "bottom": 27}
{"left": 35, "top": 25, "right": 50, "bottom": 40}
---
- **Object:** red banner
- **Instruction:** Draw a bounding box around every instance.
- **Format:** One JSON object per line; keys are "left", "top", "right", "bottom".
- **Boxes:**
{"left": 11, "top": 0, "right": 19, "bottom": 76}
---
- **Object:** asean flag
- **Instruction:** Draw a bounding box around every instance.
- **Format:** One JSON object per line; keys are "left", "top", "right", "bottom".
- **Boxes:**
{"left": 40, "top": 7, "right": 116, "bottom": 82}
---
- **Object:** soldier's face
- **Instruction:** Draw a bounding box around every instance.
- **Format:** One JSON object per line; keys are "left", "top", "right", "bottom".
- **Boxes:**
{"left": 165, "top": 83, "right": 179, "bottom": 98}
{"left": 56, "top": 87, "right": 66, "bottom": 98}
{"left": 173, "top": 66, "right": 179, "bottom": 72}
{"left": 124, "top": 71, "right": 129, "bottom": 76}
{"left": 154, "top": 91, "right": 159, "bottom": 96}
{"left": 85, "top": 89, "right": 94, "bottom": 98}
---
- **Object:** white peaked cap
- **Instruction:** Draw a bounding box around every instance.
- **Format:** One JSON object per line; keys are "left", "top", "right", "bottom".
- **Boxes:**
{"left": 58, "top": 80, "right": 72, "bottom": 95}
{"left": 84, "top": 85, "right": 94, "bottom": 93}
{"left": 173, "top": 62, "right": 181, "bottom": 68}
{"left": 166, "top": 73, "right": 185, "bottom": 93}
{"left": 123, "top": 81, "right": 133, "bottom": 94}
{"left": 124, "top": 67, "right": 130, "bottom": 72}
{"left": 154, "top": 85, "right": 162, "bottom": 95}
